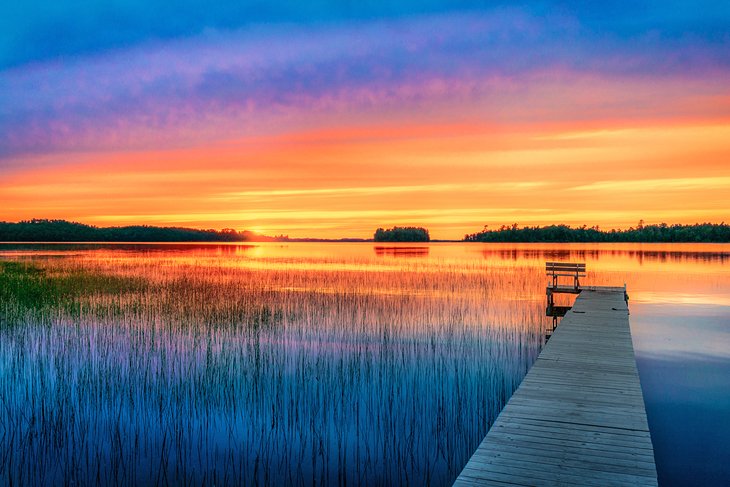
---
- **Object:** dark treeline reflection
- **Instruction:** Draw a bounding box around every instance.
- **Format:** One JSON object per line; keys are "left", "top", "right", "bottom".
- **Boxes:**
{"left": 0, "top": 242, "right": 257, "bottom": 254}
{"left": 481, "top": 248, "right": 730, "bottom": 264}
{"left": 374, "top": 246, "right": 430, "bottom": 257}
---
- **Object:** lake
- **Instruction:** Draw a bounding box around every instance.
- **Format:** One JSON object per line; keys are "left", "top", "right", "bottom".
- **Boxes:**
{"left": 0, "top": 242, "right": 728, "bottom": 485}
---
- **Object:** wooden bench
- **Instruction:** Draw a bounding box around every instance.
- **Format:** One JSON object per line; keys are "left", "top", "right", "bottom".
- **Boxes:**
{"left": 546, "top": 261, "right": 586, "bottom": 290}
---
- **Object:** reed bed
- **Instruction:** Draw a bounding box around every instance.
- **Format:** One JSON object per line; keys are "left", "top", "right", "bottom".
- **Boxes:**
{"left": 0, "top": 245, "right": 547, "bottom": 486}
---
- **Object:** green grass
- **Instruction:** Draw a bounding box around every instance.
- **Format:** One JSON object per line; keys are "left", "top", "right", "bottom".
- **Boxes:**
{"left": 0, "top": 260, "right": 148, "bottom": 325}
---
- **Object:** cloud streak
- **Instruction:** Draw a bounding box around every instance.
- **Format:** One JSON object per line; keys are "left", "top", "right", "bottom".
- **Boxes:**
{"left": 570, "top": 177, "right": 730, "bottom": 192}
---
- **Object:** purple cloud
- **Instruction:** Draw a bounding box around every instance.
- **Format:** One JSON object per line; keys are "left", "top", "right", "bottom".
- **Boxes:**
{"left": 1, "top": 8, "right": 728, "bottom": 162}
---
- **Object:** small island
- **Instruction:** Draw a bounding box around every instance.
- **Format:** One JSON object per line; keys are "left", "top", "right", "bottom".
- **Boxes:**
{"left": 374, "top": 226, "right": 430, "bottom": 242}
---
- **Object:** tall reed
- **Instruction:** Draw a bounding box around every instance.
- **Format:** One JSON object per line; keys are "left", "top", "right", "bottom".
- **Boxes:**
{"left": 0, "top": 245, "right": 546, "bottom": 486}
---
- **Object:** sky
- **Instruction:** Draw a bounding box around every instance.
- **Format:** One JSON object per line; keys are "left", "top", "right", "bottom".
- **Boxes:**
{"left": 1, "top": 1, "right": 729, "bottom": 239}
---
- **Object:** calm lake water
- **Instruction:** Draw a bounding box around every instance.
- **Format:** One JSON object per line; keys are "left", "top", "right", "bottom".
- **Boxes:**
{"left": 0, "top": 242, "right": 728, "bottom": 486}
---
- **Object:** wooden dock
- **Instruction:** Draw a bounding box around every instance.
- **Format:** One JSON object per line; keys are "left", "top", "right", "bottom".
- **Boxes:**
{"left": 454, "top": 287, "right": 657, "bottom": 486}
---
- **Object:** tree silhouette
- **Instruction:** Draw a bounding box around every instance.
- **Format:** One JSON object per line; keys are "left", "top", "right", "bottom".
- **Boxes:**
{"left": 0, "top": 219, "right": 257, "bottom": 242}
{"left": 464, "top": 223, "right": 730, "bottom": 243}
{"left": 374, "top": 226, "right": 430, "bottom": 242}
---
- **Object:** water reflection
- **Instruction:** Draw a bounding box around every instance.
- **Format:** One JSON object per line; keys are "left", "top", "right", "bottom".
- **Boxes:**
{"left": 476, "top": 243, "right": 730, "bottom": 265}
{"left": 628, "top": 300, "right": 729, "bottom": 485}
{"left": 0, "top": 242, "right": 257, "bottom": 254}
{"left": 0, "top": 241, "right": 727, "bottom": 485}
{"left": 0, "top": 242, "right": 544, "bottom": 486}
{"left": 374, "top": 245, "right": 430, "bottom": 257}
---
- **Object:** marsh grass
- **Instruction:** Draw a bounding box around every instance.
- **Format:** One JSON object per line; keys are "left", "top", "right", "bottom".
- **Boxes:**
{"left": 0, "top": 247, "right": 546, "bottom": 486}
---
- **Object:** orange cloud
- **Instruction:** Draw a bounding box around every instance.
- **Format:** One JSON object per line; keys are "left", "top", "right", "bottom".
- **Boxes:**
{"left": 2, "top": 115, "right": 729, "bottom": 239}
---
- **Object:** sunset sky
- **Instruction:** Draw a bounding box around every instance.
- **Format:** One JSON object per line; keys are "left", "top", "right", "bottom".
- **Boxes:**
{"left": 2, "top": 1, "right": 729, "bottom": 239}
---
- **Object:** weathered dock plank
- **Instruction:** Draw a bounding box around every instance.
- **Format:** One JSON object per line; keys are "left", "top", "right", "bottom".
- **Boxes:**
{"left": 454, "top": 288, "right": 657, "bottom": 486}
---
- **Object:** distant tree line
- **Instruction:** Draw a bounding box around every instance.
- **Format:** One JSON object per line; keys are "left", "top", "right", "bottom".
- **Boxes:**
{"left": 374, "top": 226, "right": 430, "bottom": 242}
{"left": 0, "top": 219, "right": 274, "bottom": 242}
{"left": 464, "top": 222, "right": 730, "bottom": 243}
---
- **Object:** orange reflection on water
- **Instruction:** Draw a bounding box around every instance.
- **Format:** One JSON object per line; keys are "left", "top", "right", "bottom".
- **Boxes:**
{"left": 3, "top": 241, "right": 729, "bottom": 317}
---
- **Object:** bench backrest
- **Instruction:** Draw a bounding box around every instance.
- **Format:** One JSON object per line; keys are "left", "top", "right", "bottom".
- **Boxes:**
{"left": 545, "top": 262, "right": 586, "bottom": 275}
